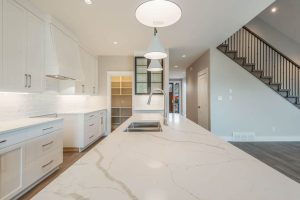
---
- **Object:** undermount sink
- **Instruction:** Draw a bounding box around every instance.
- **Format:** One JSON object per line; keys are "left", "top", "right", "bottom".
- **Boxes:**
{"left": 124, "top": 121, "right": 162, "bottom": 132}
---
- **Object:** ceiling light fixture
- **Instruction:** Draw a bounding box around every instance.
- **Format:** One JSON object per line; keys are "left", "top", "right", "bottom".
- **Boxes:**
{"left": 182, "top": 54, "right": 186, "bottom": 58}
{"left": 144, "top": 28, "right": 167, "bottom": 59}
{"left": 271, "top": 7, "right": 277, "bottom": 13}
{"left": 84, "top": 0, "right": 93, "bottom": 5}
{"left": 136, "top": 0, "right": 182, "bottom": 27}
{"left": 173, "top": 65, "right": 179, "bottom": 68}
{"left": 113, "top": 41, "right": 118, "bottom": 45}
{"left": 147, "top": 59, "right": 163, "bottom": 72}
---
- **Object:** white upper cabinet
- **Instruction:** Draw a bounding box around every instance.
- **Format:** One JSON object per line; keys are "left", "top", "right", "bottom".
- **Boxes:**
{"left": 3, "top": 0, "right": 27, "bottom": 91}
{"left": 26, "top": 11, "right": 45, "bottom": 92}
{"left": 2, "top": 0, "right": 45, "bottom": 92}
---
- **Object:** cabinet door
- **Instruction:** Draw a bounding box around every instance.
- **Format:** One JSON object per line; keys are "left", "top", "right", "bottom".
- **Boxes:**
{"left": 26, "top": 12, "right": 45, "bottom": 92}
{"left": 91, "top": 57, "right": 98, "bottom": 95}
{"left": 3, "top": 0, "right": 27, "bottom": 91}
{"left": 0, "top": 145, "right": 23, "bottom": 200}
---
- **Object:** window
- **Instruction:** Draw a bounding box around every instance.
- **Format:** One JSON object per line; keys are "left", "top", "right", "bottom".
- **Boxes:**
{"left": 135, "top": 57, "right": 164, "bottom": 95}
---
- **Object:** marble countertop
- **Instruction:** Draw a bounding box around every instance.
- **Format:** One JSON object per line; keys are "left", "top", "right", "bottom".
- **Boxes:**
{"left": 33, "top": 114, "right": 300, "bottom": 200}
{"left": 57, "top": 107, "right": 107, "bottom": 115}
{"left": 0, "top": 117, "right": 63, "bottom": 135}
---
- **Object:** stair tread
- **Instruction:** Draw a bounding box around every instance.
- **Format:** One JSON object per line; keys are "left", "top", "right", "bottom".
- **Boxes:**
{"left": 279, "top": 89, "right": 290, "bottom": 92}
{"left": 244, "top": 63, "right": 255, "bottom": 66}
{"left": 270, "top": 83, "right": 281, "bottom": 85}
{"left": 226, "top": 50, "right": 237, "bottom": 53}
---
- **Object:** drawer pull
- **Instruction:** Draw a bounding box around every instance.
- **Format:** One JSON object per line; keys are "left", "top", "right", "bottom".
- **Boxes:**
{"left": 89, "top": 124, "right": 95, "bottom": 127}
{"left": 43, "top": 127, "right": 54, "bottom": 131}
{"left": 42, "top": 141, "right": 54, "bottom": 148}
{"left": 89, "top": 135, "right": 95, "bottom": 139}
{"left": 89, "top": 115, "right": 94, "bottom": 118}
{"left": 0, "top": 140, "right": 7, "bottom": 144}
{"left": 41, "top": 160, "right": 54, "bottom": 169}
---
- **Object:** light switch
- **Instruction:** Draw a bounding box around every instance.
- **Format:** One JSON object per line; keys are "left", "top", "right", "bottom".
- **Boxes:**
{"left": 218, "top": 96, "right": 223, "bottom": 101}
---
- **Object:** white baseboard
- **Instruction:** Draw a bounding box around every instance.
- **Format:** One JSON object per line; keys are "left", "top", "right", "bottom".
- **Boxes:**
{"left": 219, "top": 136, "right": 300, "bottom": 142}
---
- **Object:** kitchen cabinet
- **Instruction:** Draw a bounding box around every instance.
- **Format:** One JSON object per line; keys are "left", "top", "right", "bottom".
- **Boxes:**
{"left": 59, "top": 110, "right": 106, "bottom": 151}
{"left": 2, "top": 0, "right": 45, "bottom": 92}
{"left": 3, "top": 0, "right": 27, "bottom": 91}
{"left": 0, "top": 144, "right": 23, "bottom": 200}
{"left": 0, "top": 119, "right": 63, "bottom": 200}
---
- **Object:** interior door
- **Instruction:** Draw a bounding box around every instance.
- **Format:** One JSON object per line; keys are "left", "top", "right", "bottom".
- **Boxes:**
{"left": 197, "top": 70, "right": 209, "bottom": 129}
{"left": 26, "top": 12, "right": 45, "bottom": 92}
{"left": 3, "top": 0, "right": 27, "bottom": 91}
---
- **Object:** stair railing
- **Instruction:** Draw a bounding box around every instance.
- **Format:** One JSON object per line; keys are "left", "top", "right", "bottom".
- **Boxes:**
{"left": 222, "top": 26, "right": 300, "bottom": 98}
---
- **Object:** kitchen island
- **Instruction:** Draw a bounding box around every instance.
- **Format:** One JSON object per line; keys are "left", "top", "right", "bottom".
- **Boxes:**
{"left": 32, "top": 114, "right": 300, "bottom": 200}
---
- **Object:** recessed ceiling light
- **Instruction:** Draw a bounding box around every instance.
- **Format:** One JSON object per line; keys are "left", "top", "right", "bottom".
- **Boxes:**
{"left": 182, "top": 54, "right": 186, "bottom": 58}
{"left": 271, "top": 7, "right": 277, "bottom": 13}
{"left": 113, "top": 41, "right": 118, "bottom": 45}
{"left": 174, "top": 65, "right": 179, "bottom": 68}
{"left": 84, "top": 0, "right": 93, "bottom": 5}
{"left": 136, "top": 0, "right": 182, "bottom": 27}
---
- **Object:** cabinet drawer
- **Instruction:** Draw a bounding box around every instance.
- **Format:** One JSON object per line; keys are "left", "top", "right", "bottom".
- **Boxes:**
{"left": 84, "top": 111, "right": 100, "bottom": 121}
{"left": 25, "top": 130, "right": 62, "bottom": 163}
{"left": 24, "top": 150, "right": 62, "bottom": 187}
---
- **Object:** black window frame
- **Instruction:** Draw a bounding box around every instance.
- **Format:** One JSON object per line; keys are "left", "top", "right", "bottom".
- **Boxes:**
{"left": 135, "top": 57, "right": 164, "bottom": 95}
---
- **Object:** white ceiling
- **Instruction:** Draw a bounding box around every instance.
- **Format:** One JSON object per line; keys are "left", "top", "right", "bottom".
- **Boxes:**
{"left": 258, "top": 0, "right": 300, "bottom": 46}
{"left": 30, "top": 0, "right": 274, "bottom": 71}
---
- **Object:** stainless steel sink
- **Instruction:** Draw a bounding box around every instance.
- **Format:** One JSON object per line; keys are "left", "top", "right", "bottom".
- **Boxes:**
{"left": 124, "top": 121, "right": 162, "bottom": 132}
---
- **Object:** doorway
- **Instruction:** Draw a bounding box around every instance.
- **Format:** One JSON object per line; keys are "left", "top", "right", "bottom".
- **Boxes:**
{"left": 169, "top": 80, "right": 182, "bottom": 114}
{"left": 197, "top": 69, "right": 209, "bottom": 129}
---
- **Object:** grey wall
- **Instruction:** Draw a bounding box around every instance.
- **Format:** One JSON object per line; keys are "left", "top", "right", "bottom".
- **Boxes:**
{"left": 186, "top": 50, "right": 210, "bottom": 124}
{"left": 210, "top": 48, "right": 300, "bottom": 140}
{"left": 247, "top": 18, "right": 300, "bottom": 64}
{"left": 98, "top": 55, "right": 134, "bottom": 96}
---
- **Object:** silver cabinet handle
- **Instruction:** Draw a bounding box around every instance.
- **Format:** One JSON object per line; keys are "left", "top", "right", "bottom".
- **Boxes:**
{"left": 43, "top": 127, "right": 54, "bottom": 131}
{"left": 41, "top": 160, "right": 54, "bottom": 168}
{"left": 0, "top": 140, "right": 7, "bottom": 144}
{"left": 89, "top": 115, "right": 94, "bottom": 118}
{"left": 93, "top": 87, "right": 95, "bottom": 94}
{"left": 101, "top": 117, "right": 103, "bottom": 124}
{"left": 25, "top": 74, "right": 28, "bottom": 88}
{"left": 42, "top": 141, "right": 54, "bottom": 148}
{"left": 89, "top": 135, "right": 95, "bottom": 139}
{"left": 82, "top": 85, "right": 85, "bottom": 93}
{"left": 28, "top": 74, "right": 32, "bottom": 88}
{"left": 89, "top": 124, "right": 94, "bottom": 127}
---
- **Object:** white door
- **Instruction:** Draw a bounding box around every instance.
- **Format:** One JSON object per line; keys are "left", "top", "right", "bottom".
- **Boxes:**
{"left": 3, "top": 0, "right": 27, "bottom": 91}
{"left": 0, "top": 145, "right": 23, "bottom": 200}
{"left": 26, "top": 12, "right": 45, "bottom": 92}
{"left": 197, "top": 69, "right": 209, "bottom": 129}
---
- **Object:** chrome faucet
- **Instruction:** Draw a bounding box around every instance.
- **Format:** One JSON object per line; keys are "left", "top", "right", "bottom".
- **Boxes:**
{"left": 147, "top": 88, "right": 168, "bottom": 126}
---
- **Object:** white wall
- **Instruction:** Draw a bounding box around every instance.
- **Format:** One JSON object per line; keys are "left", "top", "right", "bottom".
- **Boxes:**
{"left": 247, "top": 18, "right": 300, "bottom": 64}
{"left": 210, "top": 48, "right": 300, "bottom": 141}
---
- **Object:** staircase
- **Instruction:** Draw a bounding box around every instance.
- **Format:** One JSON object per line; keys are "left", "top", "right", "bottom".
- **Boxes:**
{"left": 218, "top": 26, "right": 300, "bottom": 109}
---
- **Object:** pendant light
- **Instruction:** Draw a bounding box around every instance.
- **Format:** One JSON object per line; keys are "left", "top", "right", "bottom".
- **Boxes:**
{"left": 147, "top": 59, "right": 163, "bottom": 72}
{"left": 136, "top": 0, "right": 182, "bottom": 27}
{"left": 144, "top": 28, "right": 167, "bottom": 60}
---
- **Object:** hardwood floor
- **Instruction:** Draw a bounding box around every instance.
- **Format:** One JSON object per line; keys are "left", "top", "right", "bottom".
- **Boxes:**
{"left": 232, "top": 142, "right": 300, "bottom": 184}
{"left": 19, "top": 137, "right": 105, "bottom": 200}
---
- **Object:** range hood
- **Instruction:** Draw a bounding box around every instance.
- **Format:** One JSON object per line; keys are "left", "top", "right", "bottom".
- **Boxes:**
{"left": 45, "top": 17, "right": 83, "bottom": 81}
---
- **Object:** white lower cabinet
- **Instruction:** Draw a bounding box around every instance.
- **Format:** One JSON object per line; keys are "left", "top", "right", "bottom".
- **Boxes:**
{"left": 60, "top": 110, "right": 106, "bottom": 151}
{"left": 0, "top": 119, "right": 63, "bottom": 200}
{"left": 0, "top": 144, "right": 23, "bottom": 200}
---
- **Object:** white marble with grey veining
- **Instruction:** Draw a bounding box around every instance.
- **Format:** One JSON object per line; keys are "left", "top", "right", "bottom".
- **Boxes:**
{"left": 32, "top": 114, "right": 300, "bottom": 200}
